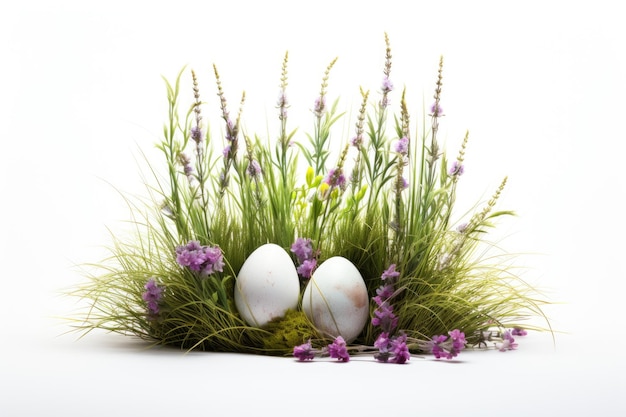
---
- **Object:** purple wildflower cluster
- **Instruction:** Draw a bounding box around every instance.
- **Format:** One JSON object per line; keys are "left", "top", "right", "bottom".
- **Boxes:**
{"left": 142, "top": 278, "right": 163, "bottom": 319}
{"left": 372, "top": 264, "right": 410, "bottom": 364}
{"left": 178, "top": 152, "right": 195, "bottom": 184}
{"left": 328, "top": 336, "right": 350, "bottom": 362}
{"left": 498, "top": 329, "right": 520, "bottom": 352}
{"left": 321, "top": 167, "right": 347, "bottom": 197}
{"left": 449, "top": 160, "right": 464, "bottom": 177}
{"left": 175, "top": 240, "right": 225, "bottom": 276}
{"left": 430, "top": 329, "right": 466, "bottom": 359}
{"left": 277, "top": 90, "right": 288, "bottom": 120}
{"left": 293, "top": 336, "right": 350, "bottom": 362}
{"left": 313, "top": 96, "right": 326, "bottom": 118}
{"left": 393, "top": 137, "right": 410, "bottom": 191}
{"left": 512, "top": 327, "right": 527, "bottom": 336}
{"left": 430, "top": 102, "right": 444, "bottom": 117}
{"left": 247, "top": 159, "right": 262, "bottom": 178}
{"left": 394, "top": 136, "right": 409, "bottom": 155}
{"left": 290, "top": 237, "right": 317, "bottom": 279}
{"left": 381, "top": 75, "right": 394, "bottom": 94}
{"left": 190, "top": 125, "right": 203, "bottom": 143}
{"left": 293, "top": 339, "right": 316, "bottom": 361}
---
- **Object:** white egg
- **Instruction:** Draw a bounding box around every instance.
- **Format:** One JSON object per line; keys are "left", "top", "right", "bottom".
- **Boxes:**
{"left": 302, "top": 256, "right": 369, "bottom": 343}
{"left": 234, "top": 243, "right": 300, "bottom": 327}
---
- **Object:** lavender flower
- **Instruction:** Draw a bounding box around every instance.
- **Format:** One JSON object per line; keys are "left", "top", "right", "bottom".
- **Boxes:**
{"left": 328, "top": 336, "right": 350, "bottom": 362}
{"left": 291, "top": 237, "right": 318, "bottom": 280}
{"left": 175, "top": 240, "right": 205, "bottom": 271}
{"left": 400, "top": 176, "right": 409, "bottom": 191}
{"left": 512, "top": 327, "right": 528, "bottom": 336}
{"left": 371, "top": 302, "right": 398, "bottom": 333}
{"left": 456, "top": 222, "right": 469, "bottom": 234}
{"left": 497, "top": 330, "right": 518, "bottom": 352}
{"left": 323, "top": 168, "right": 347, "bottom": 191}
{"left": 178, "top": 152, "right": 195, "bottom": 183}
{"left": 247, "top": 159, "right": 262, "bottom": 178}
{"left": 381, "top": 75, "right": 394, "bottom": 94}
{"left": 291, "top": 238, "right": 313, "bottom": 264}
{"left": 449, "top": 160, "right": 464, "bottom": 177}
{"left": 175, "top": 241, "right": 224, "bottom": 276}
{"left": 372, "top": 283, "right": 394, "bottom": 306}
{"left": 430, "top": 102, "right": 444, "bottom": 117}
{"left": 430, "top": 335, "right": 449, "bottom": 359}
{"left": 142, "top": 278, "right": 163, "bottom": 318}
{"left": 190, "top": 126, "right": 203, "bottom": 143}
{"left": 372, "top": 263, "right": 404, "bottom": 362}
{"left": 313, "top": 96, "right": 326, "bottom": 118}
{"left": 375, "top": 332, "right": 410, "bottom": 364}
{"left": 381, "top": 264, "right": 400, "bottom": 281}
{"left": 394, "top": 136, "right": 409, "bottom": 155}
{"left": 430, "top": 329, "right": 466, "bottom": 359}
{"left": 374, "top": 332, "right": 391, "bottom": 362}
{"left": 202, "top": 246, "right": 225, "bottom": 275}
{"left": 277, "top": 91, "right": 288, "bottom": 120}
{"left": 297, "top": 258, "right": 317, "bottom": 279}
{"left": 293, "top": 340, "right": 316, "bottom": 361}
{"left": 390, "top": 333, "right": 410, "bottom": 364}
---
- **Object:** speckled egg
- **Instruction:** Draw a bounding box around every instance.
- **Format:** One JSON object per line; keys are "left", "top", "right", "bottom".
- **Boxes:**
{"left": 302, "top": 256, "right": 369, "bottom": 342}
{"left": 234, "top": 243, "right": 300, "bottom": 327}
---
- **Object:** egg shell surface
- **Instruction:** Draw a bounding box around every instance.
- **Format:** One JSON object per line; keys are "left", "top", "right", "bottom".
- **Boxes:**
{"left": 302, "top": 256, "right": 369, "bottom": 343}
{"left": 234, "top": 243, "right": 300, "bottom": 327}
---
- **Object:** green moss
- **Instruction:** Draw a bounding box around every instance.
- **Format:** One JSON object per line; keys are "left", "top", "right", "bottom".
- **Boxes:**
{"left": 261, "top": 309, "right": 320, "bottom": 353}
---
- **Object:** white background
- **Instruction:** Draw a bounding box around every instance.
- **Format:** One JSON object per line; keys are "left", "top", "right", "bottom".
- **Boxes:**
{"left": 1, "top": 1, "right": 625, "bottom": 415}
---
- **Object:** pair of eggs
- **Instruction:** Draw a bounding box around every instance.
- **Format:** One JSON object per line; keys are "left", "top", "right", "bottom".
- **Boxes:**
{"left": 233, "top": 243, "right": 369, "bottom": 343}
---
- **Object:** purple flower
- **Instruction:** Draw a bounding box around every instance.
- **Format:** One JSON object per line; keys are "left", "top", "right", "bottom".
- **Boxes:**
{"left": 247, "top": 160, "right": 262, "bottom": 178}
{"left": 498, "top": 330, "right": 518, "bottom": 352}
{"left": 449, "top": 329, "right": 466, "bottom": 355}
{"left": 176, "top": 240, "right": 205, "bottom": 271}
{"left": 328, "top": 336, "right": 350, "bottom": 362}
{"left": 190, "top": 126, "right": 203, "bottom": 143}
{"left": 400, "top": 176, "right": 409, "bottom": 190}
{"left": 512, "top": 327, "right": 528, "bottom": 336}
{"left": 277, "top": 91, "right": 288, "bottom": 120}
{"left": 142, "top": 278, "right": 163, "bottom": 318}
{"left": 456, "top": 222, "right": 469, "bottom": 234}
{"left": 313, "top": 96, "right": 326, "bottom": 118}
{"left": 430, "top": 334, "right": 450, "bottom": 359}
{"left": 381, "top": 76, "right": 394, "bottom": 94}
{"left": 374, "top": 332, "right": 391, "bottom": 362}
{"left": 324, "top": 168, "right": 347, "bottom": 191}
{"left": 225, "top": 119, "right": 236, "bottom": 141}
{"left": 350, "top": 135, "right": 361, "bottom": 147}
{"left": 178, "top": 152, "right": 194, "bottom": 182}
{"left": 201, "top": 246, "right": 225, "bottom": 275}
{"left": 371, "top": 302, "right": 398, "bottom": 333}
{"left": 375, "top": 332, "right": 410, "bottom": 364}
{"left": 430, "top": 102, "right": 444, "bottom": 117}
{"left": 297, "top": 258, "right": 317, "bottom": 280}
{"left": 374, "top": 332, "right": 390, "bottom": 351}
{"left": 372, "top": 283, "right": 394, "bottom": 306}
{"left": 381, "top": 264, "right": 400, "bottom": 281}
{"left": 293, "top": 340, "right": 316, "bottom": 361}
{"left": 394, "top": 136, "right": 409, "bottom": 155}
{"left": 176, "top": 241, "right": 224, "bottom": 276}
{"left": 222, "top": 145, "right": 231, "bottom": 158}
{"left": 449, "top": 160, "right": 464, "bottom": 177}
{"left": 291, "top": 238, "right": 314, "bottom": 264}
{"left": 430, "top": 329, "right": 466, "bottom": 359}
{"left": 390, "top": 333, "right": 410, "bottom": 364}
